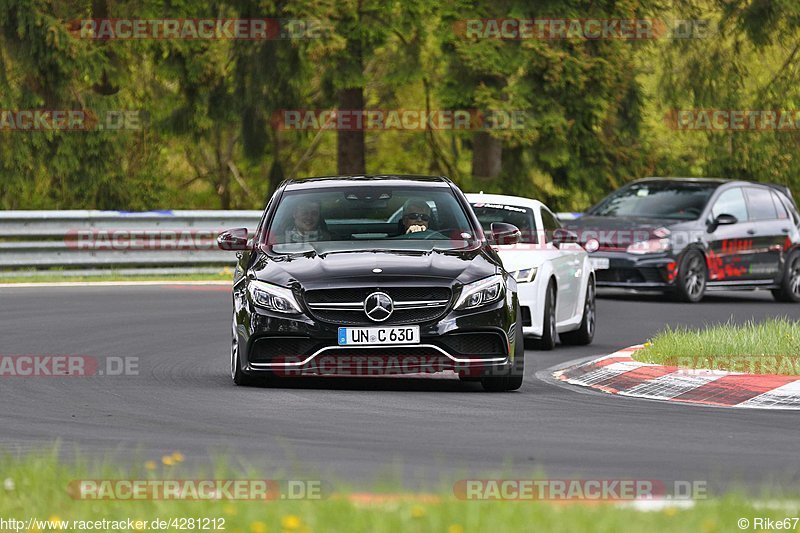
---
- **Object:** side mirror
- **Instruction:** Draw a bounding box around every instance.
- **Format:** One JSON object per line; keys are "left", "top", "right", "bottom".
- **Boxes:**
{"left": 217, "top": 227, "right": 250, "bottom": 251}
{"left": 708, "top": 213, "right": 737, "bottom": 232}
{"left": 552, "top": 228, "right": 579, "bottom": 247}
{"left": 714, "top": 214, "right": 738, "bottom": 226}
{"left": 490, "top": 222, "right": 521, "bottom": 245}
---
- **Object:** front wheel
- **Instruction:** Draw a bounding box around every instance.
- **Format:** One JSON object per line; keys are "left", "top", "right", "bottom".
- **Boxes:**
{"left": 674, "top": 250, "right": 707, "bottom": 303}
{"left": 481, "top": 309, "right": 524, "bottom": 391}
{"left": 231, "top": 319, "right": 259, "bottom": 386}
{"left": 531, "top": 281, "right": 557, "bottom": 350}
{"left": 773, "top": 249, "right": 800, "bottom": 302}
{"left": 560, "top": 278, "right": 596, "bottom": 345}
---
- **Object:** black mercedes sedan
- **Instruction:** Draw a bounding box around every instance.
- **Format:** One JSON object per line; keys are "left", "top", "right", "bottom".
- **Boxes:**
{"left": 564, "top": 178, "right": 800, "bottom": 302}
{"left": 217, "top": 175, "right": 524, "bottom": 391}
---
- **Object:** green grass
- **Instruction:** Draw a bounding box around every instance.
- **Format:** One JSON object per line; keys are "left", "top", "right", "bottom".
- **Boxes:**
{"left": 0, "top": 449, "right": 797, "bottom": 533}
{"left": 633, "top": 318, "right": 800, "bottom": 375}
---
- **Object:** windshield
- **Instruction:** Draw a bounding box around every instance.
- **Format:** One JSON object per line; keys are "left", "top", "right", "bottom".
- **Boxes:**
{"left": 471, "top": 202, "right": 538, "bottom": 243}
{"left": 263, "top": 186, "right": 477, "bottom": 254}
{"left": 589, "top": 182, "right": 717, "bottom": 220}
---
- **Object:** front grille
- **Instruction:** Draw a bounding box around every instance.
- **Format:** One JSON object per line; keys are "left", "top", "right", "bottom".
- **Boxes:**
{"left": 436, "top": 332, "right": 506, "bottom": 358}
{"left": 596, "top": 267, "right": 663, "bottom": 284}
{"left": 305, "top": 287, "right": 450, "bottom": 304}
{"left": 250, "top": 337, "right": 317, "bottom": 363}
{"left": 303, "top": 286, "right": 452, "bottom": 325}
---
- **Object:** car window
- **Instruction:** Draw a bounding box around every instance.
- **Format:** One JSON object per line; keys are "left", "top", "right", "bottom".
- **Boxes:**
{"left": 540, "top": 209, "right": 561, "bottom": 243}
{"left": 470, "top": 202, "right": 538, "bottom": 243}
{"left": 745, "top": 187, "right": 777, "bottom": 221}
{"left": 771, "top": 191, "right": 790, "bottom": 220}
{"left": 711, "top": 188, "right": 748, "bottom": 222}
{"left": 264, "top": 186, "right": 477, "bottom": 253}
{"left": 589, "top": 183, "right": 716, "bottom": 220}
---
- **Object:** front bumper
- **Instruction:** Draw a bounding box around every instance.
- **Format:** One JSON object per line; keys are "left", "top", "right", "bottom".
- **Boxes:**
{"left": 236, "top": 299, "right": 517, "bottom": 377}
{"left": 590, "top": 251, "right": 678, "bottom": 290}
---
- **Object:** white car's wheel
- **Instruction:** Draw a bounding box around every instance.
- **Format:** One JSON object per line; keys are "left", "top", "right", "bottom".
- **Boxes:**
{"left": 561, "top": 278, "right": 596, "bottom": 345}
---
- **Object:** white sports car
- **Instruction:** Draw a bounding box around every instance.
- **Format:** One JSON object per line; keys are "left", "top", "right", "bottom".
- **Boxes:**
{"left": 467, "top": 193, "right": 598, "bottom": 349}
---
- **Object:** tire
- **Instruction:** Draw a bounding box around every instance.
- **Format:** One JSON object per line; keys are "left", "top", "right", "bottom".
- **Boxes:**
{"left": 772, "top": 249, "right": 800, "bottom": 302}
{"left": 532, "top": 280, "right": 557, "bottom": 350}
{"left": 560, "top": 277, "right": 596, "bottom": 346}
{"left": 481, "top": 308, "right": 525, "bottom": 392}
{"left": 674, "top": 250, "right": 707, "bottom": 303}
{"left": 231, "top": 318, "right": 260, "bottom": 386}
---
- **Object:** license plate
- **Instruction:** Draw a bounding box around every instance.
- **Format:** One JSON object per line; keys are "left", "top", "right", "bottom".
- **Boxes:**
{"left": 590, "top": 257, "right": 610, "bottom": 270}
{"left": 338, "top": 326, "right": 420, "bottom": 346}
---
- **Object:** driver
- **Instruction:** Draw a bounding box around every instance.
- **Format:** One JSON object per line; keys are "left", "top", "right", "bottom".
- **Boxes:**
{"left": 401, "top": 199, "right": 433, "bottom": 234}
{"left": 285, "top": 199, "right": 330, "bottom": 243}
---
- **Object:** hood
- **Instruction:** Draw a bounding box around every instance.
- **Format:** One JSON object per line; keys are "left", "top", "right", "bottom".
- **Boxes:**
{"left": 492, "top": 248, "right": 550, "bottom": 273}
{"left": 564, "top": 215, "right": 684, "bottom": 248}
{"left": 251, "top": 247, "right": 498, "bottom": 289}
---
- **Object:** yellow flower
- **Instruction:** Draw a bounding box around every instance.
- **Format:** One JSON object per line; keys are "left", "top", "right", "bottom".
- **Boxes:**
{"left": 410, "top": 506, "right": 426, "bottom": 518}
{"left": 701, "top": 519, "right": 717, "bottom": 533}
{"left": 144, "top": 460, "right": 157, "bottom": 471}
{"left": 662, "top": 507, "right": 678, "bottom": 517}
{"left": 48, "top": 516, "right": 62, "bottom": 525}
{"left": 161, "top": 455, "right": 175, "bottom": 466}
{"left": 250, "top": 522, "right": 267, "bottom": 533}
{"left": 223, "top": 504, "right": 238, "bottom": 516}
{"left": 171, "top": 451, "right": 185, "bottom": 463}
{"left": 448, "top": 525, "right": 464, "bottom": 533}
{"left": 281, "top": 515, "right": 302, "bottom": 530}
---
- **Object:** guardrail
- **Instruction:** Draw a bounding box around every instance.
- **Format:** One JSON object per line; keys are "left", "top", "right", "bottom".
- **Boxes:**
{"left": 0, "top": 210, "right": 581, "bottom": 276}
{"left": 0, "top": 211, "right": 262, "bottom": 275}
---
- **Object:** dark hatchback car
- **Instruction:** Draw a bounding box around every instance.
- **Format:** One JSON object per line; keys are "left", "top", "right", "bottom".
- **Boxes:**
{"left": 564, "top": 178, "right": 800, "bottom": 302}
{"left": 217, "top": 175, "right": 525, "bottom": 391}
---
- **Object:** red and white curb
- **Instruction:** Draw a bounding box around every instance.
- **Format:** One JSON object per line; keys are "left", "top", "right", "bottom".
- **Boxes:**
{"left": 553, "top": 346, "right": 800, "bottom": 410}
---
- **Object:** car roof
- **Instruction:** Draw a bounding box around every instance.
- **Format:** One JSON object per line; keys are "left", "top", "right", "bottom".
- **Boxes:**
{"left": 630, "top": 177, "right": 730, "bottom": 186}
{"left": 284, "top": 175, "right": 452, "bottom": 190}
{"left": 465, "top": 192, "right": 547, "bottom": 211}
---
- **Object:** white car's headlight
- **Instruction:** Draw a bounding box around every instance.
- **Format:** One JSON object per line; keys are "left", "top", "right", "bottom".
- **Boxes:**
{"left": 247, "top": 280, "right": 302, "bottom": 314}
{"left": 626, "top": 238, "right": 671, "bottom": 255}
{"left": 454, "top": 275, "right": 504, "bottom": 310}
{"left": 511, "top": 267, "right": 538, "bottom": 283}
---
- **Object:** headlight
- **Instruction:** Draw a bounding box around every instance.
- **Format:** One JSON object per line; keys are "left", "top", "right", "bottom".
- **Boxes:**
{"left": 247, "top": 280, "right": 302, "bottom": 314}
{"left": 626, "top": 238, "right": 671, "bottom": 255}
{"left": 511, "top": 267, "right": 538, "bottom": 283}
{"left": 454, "top": 275, "right": 504, "bottom": 310}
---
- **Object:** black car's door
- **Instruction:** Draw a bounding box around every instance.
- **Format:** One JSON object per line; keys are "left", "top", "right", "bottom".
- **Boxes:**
{"left": 743, "top": 187, "right": 789, "bottom": 282}
{"left": 706, "top": 187, "right": 755, "bottom": 282}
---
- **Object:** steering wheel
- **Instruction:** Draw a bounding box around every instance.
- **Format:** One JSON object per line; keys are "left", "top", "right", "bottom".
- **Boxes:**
{"left": 422, "top": 229, "right": 448, "bottom": 240}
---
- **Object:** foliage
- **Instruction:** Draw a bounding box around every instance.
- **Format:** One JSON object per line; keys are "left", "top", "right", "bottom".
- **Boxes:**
{"left": 1, "top": 0, "right": 799, "bottom": 211}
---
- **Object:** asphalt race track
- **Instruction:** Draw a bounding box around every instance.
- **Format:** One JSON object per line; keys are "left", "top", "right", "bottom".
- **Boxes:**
{"left": 2, "top": 285, "right": 799, "bottom": 493}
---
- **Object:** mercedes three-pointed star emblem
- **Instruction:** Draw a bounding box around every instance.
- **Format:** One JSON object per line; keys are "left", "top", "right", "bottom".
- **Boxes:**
{"left": 364, "top": 292, "right": 393, "bottom": 322}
